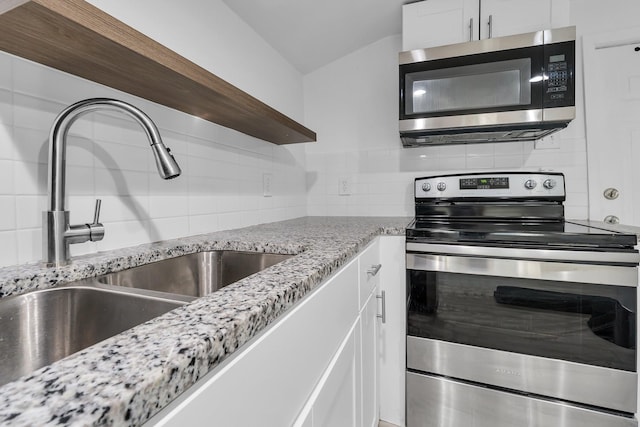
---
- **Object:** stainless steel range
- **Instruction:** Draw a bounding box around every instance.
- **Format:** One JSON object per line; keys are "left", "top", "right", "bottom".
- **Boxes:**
{"left": 406, "top": 171, "right": 639, "bottom": 427}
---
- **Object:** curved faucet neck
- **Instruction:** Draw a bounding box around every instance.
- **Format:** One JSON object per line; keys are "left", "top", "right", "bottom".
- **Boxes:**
{"left": 47, "top": 98, "right": 164, "bottom": 212}
{"left": 44, "top": 98, "right": 181, "bottom": 265}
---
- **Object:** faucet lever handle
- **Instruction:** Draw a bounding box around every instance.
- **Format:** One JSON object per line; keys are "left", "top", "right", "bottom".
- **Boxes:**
{"left": 92, "top": 199, "right": 102, "bottom": 225}
{"left": 88, "top": 199, "right": 105, "bottom": 242}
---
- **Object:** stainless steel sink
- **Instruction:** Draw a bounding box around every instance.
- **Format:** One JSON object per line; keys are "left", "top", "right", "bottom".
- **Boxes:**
{"left": 98, "top": 250, "right": 293, "bottom": 297}
{"left": 0, "top": 250, "right": 292, "bottom": 386}
{"left": 0, "top": 286, "right": 184, "bottom": 387}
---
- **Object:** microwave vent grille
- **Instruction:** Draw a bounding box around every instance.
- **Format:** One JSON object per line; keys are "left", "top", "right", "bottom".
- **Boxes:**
{"left": 401, "top": 125, "right": 566, "bottom": 147}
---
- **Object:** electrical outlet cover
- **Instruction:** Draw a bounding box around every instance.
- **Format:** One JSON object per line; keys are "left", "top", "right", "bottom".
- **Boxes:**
{"left": 339, "top": 176, "right": 351, "bottom": 196}
{"left": 263, "top": 173, "right": 273, "bottom": 197}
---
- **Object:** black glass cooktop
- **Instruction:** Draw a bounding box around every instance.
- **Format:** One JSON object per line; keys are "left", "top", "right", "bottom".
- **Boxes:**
{"left": 406, "top": 219, "right": 638, "bottom": 250}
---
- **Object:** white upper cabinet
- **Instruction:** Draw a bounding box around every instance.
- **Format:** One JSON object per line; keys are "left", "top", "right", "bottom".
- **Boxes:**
{"left": 479, "top": 0, "right": 569, "bottom": 39}
{"left": 402, "top": 0, "right": 570, "bottom": 51}
{"left": 402, "top": 0, "right": 478, "bottom": 51}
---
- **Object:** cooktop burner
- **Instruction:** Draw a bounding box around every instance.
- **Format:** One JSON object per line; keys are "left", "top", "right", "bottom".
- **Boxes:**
{"left": 409, "top": 172, "right": 638, "bottom": 251}
{"left": 406, "top": 219, "right": 637, "bottom": 250}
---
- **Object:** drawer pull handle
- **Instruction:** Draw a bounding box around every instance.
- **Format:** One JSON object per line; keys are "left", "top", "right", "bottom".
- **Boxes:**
{"left": 376, "top": 291, "right": 386, "bottom": 324}
{"left": 367, "top": 264, "right": 382, "bottom": 276}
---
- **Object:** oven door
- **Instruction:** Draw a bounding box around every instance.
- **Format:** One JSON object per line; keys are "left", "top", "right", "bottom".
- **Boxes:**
{"left": 406, "top": 248, "right": 638, "bottom": 414}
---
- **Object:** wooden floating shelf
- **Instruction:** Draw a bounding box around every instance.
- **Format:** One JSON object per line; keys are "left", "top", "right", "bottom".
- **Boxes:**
{"left": 0, "top": 0, "right": 316, "bottom": 145}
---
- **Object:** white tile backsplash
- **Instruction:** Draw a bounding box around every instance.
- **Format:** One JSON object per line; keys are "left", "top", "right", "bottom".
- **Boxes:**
{"left": 15, "top": 195, "right": 44, "bottom": 229}
{"left": 0, "top": 160, "right": 14, "bottom": 194}
{"left": 16, "top": 228, "right": 40, "bottom": 264}
{"left": 0, "top": 52, "right": 307, "bottom": 268}
{"left": 13, "top": 162, "right": 45, "bottom": 195}
{"left": 93, "top": 140, "right": 150, "bottom": 172}
{"left": 188, "top": 195, "right": 218, "bottom": 216}
{"left": 153, "top": 216, "right": 190, "bottom": 241}
{"left": 189, "top": 213, "right": 220, "bottom": 235}
{"left": 302, "top": 35, "right": 591, "bottom": 218}
{"left": 0, "top": 90, "right": 13, "bottom": 125}
{"left": 66, "top": 166, "right": 97, "bottom": 195}
{"left": 12, "top": 127, "right": 48, "bottom": 165}
{"left": 465, "top": 155, "right": 495, "bottom": 170}
{"left": 494, "top": 154, "right": 525, "bottom": 169}
{"left": 0, "top": 124, "right": 14, "bottom": 160}
{"left": 0, "top": 196, "right": 16, "bottom": 231}
{"left": 0, "top": 231, "right": 18, "bottom": 266}
{"left": 0, "top": 55, "right": 11, "bottom": 91}
{"left": 149, "top": 196, "right": 189, "bottom": 219}
{"left": 96, "top": 196, "right": 150, "bottom": 223}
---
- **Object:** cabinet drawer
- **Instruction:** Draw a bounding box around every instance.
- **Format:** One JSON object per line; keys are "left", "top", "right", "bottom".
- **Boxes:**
{"left": 407, "top": 372, "right": 636, "bottom": 427}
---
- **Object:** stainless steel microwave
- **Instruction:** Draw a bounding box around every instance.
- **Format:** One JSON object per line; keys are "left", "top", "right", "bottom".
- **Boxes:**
{"left": 399, "top": 26, "right": 576, "bottom": 147}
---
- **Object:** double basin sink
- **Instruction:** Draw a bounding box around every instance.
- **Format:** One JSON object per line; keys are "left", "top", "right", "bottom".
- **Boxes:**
{"left": 0, "top": 250, "right": 292, "bottom": 387}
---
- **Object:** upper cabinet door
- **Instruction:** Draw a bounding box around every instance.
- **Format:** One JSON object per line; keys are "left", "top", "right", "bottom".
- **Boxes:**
{"left": 402, "top": 0, "right": 479, "bottom": 51}
{"left": 479, "top": 0, "right": 570, "bottom": 39}
{"left": 403, "top": 0, "right": 571, "bottom": 51}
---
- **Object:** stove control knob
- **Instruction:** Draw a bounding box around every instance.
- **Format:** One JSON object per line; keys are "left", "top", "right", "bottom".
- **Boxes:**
{"left": 524, "top": 179, "right": 537, "bottom": 190}
{"left": 421, "top": 182, "right": 431, "bottom": 192}
{"left": 543, "top": 179, "right": 556, "bottom": 189}
{"left": 436, "top": 182, "right": 446, "bottom": 191}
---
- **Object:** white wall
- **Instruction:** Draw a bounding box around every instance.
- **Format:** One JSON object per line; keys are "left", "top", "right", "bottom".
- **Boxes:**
{"left": 86, "top": 0, "right": 304, "bottom": 121}
{"left": 304, "top": 1, "right": 640, "bottom": 219}
{"left": 0, "top": 0, "right": 307, "bottom": 268}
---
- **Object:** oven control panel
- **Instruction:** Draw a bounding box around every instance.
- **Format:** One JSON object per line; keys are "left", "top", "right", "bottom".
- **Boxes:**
{"left": 415, "top": 172, "right": 565, "bottom": 199}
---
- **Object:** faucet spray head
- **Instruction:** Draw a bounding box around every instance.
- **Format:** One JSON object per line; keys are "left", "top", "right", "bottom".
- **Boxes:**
{"left": 151, "top": 143, "right": 181, "bottom": 179}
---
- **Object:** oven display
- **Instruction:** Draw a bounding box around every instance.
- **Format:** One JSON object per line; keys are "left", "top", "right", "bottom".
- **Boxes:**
{"left": 460, "top": 177, "right": 509, "bottom": 189}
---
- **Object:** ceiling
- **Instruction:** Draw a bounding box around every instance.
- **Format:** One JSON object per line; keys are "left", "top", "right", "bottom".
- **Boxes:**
{"left": 221, "top": 0, "right": 406, "bottom": 74}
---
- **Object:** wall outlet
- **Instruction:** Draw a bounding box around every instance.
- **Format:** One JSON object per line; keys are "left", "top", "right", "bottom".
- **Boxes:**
{"left": 263, "top": 173, "right": 273, "bottom": 197}
{"left": 339, "top": 176, "right": 351, "bottom": 196}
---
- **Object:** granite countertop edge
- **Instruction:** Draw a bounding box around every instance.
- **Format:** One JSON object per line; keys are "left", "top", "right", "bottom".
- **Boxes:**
{"left": 0, "top": 216, "right": 410, "bottom": 426}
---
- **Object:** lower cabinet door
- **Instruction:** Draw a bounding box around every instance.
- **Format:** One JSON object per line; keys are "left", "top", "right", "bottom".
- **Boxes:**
{"left": 313, "top": 324, "right": 358, "bottom": 427}
{"left": 361, "top": 291, "right": 378, "bottom": 427}
{"left": 295, "top": 409, "right": 313, "bottom": 427}
{"left": 378, "top": 236, "right": 406, "bottom": 426}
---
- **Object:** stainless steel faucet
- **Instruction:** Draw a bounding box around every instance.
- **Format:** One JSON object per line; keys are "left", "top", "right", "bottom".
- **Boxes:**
{"left": 43, "top": 98, "right": 182, "bottom": 266}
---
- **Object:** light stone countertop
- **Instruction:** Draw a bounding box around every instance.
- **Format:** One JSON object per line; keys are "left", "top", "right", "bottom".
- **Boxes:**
{"left": 0, "top": 216, "right": 410, "bottom": 426}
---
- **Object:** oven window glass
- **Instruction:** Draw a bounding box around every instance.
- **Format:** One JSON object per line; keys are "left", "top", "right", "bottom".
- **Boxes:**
{"left": 405, "top": 58, "right": 532, "bottom": 115}
{"left": 407, "top": 270, "right": 636, "bottom": 371}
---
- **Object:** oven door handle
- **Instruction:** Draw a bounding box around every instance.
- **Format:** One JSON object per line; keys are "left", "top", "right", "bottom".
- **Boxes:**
{"left": 406, "top": 242, "right": 640, "bottom": 265}
{"left": 406, "top": 252, "right": 638, "bottom": 287}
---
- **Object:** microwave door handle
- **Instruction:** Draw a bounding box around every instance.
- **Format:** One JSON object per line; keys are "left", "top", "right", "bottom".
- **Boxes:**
{"left": 469, "top": 17, "right": 474, "bottom": 41}
{"left": 487, "top": 14, "right": 493, "bottom": 39}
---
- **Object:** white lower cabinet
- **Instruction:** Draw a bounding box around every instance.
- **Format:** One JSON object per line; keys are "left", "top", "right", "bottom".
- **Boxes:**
{"left": 378, "top": 236, "right": 407, "bottom": 426}
{"left": 294, "top": 239, "right": 381, "bottom": 427}
{"left": 360, "top": 239, "right": 381, "bottom": 427}
{"left": 307, "top": 322, "right": 359, "bottom": 427}
{"left": 360, "top": 291, "right": 378, "bottom": 427}
{"left": 146, "top": 237, "right": 403, "bottom": 427}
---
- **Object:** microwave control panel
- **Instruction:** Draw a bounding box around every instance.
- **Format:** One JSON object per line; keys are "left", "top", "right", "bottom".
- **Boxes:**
{"left": 543, "top": 41, "right": 575, "bottom": 108}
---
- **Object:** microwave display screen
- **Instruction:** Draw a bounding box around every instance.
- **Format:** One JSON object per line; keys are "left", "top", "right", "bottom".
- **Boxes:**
{"left": 549, "top": 54, "right": 565, "bottom": 63}
{"left": 406, "top": 58, "right": 532, "bottom": 115}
